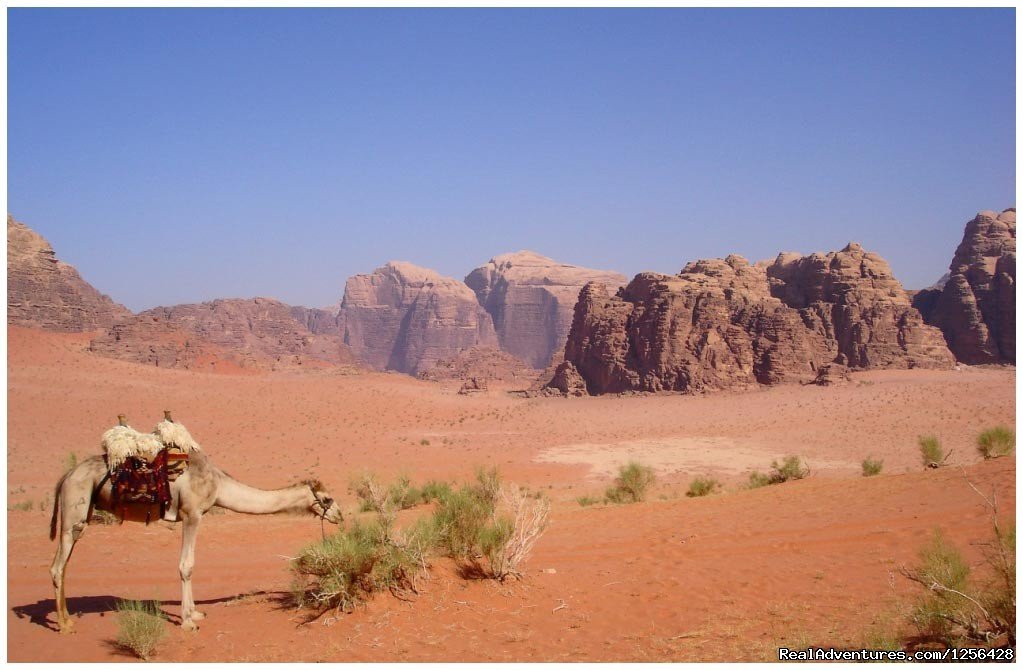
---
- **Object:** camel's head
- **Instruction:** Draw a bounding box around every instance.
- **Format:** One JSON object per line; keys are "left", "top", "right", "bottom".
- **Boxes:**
{"left": 304, "top": 480, "right": 343, "bottom": 525}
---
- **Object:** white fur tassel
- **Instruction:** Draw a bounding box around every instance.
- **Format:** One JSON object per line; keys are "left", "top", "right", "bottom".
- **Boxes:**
{"left": 152, "top": 420, "right": 201, "bottom": 452}
{"left": 101, "top": 425, "right": 165, "bottom": 470}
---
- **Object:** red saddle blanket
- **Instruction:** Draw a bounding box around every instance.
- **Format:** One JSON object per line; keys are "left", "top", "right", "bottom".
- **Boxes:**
{"left": 111, "top": 449, "right": 173, "bottom": 521}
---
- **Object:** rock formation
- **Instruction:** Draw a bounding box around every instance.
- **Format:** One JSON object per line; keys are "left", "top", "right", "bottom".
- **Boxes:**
{"left": 339, "top": 261, "right": 498, "bottom": 375}
{"left": 7, "top": 215, "right": 131, "bottom": 331}
{"left": 912, "top": 209, "right": 1015, "bottom": 364}
{"left": 416, "top": 347, "right": 536, "bottom": 384}
{"left": 89, "top": 297, "right": 352, "bottom": 370}
{"left": 557, "top": 245, "right": 954, "bottom": 395}
{"left": 465, "top": 251, "right": 626, "bottom": 368}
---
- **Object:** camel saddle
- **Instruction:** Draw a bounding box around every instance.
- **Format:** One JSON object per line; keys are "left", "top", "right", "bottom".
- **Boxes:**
{"left": 109, "top": 448, "right": 190, "bottom": 524}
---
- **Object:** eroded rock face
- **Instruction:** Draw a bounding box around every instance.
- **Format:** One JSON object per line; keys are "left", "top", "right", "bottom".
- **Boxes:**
{"left": 465, "top": 251, "right": 626, "bottom": 368}
{"left": 560, "top": 246, "right": 953, "bottom": 395}
{"left": 416, "top": 347, "right": 536, "bottom": 384}
{"left": 912, "top": 209, "right": 1015, "bottom": 364}
{"left": 8, "top": 215, "right": 131, "bottom": 331}
{"left": 339, "top": 261, "right": 498, "bottom": 375}
{"left": 89, "top": 297, "right": 351, "bottom": 370}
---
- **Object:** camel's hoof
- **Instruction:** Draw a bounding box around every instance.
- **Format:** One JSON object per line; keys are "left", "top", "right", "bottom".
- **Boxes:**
{"left": 59, "top": 621, "right": 76, "bottom": 635}
{"left": 190, "top": 610, "right": 206, "bottom": 621}
{"left": 182, "top": 619, "right": 199, "bottom": 632}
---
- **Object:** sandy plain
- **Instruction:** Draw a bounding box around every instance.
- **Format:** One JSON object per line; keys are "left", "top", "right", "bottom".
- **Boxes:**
{"left": 6, "top": 326, "right": 1016, "bottom": 662}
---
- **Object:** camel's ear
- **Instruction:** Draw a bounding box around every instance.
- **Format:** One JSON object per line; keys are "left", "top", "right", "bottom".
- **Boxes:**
{"left": 117, "top": 414, "right": 128, "bottom": 427}
{"left": 302, "top": 478, "right": 324, "bottom": 492}
{"left": 164, "top": 410, "right": 174, "bottom": 422}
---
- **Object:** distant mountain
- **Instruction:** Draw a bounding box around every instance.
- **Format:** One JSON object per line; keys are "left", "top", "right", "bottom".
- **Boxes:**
{"left": 465, "top": 251, "right": 626, "bottom": 368}
{"left": 7, "top": 215, "right": 131, "bottom": 331}
{"left": 338, "top": 261, "right": 498, "bottom": 375}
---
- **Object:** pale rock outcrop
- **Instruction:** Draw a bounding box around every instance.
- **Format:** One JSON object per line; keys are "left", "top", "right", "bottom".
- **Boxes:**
{"left": 465, "top": 251, "right": 626, "bottom": 368}
{"left": 339, "top": 261, "right": 498, "bottom": 375}
{"left": 7, "top": 215, "right": 131, "bottom": 331}
{"left": 913, "top": 209, "right": 1015, "bottom": 364}
{"left": 556, "top": 245, "right": 953, "bottom": 396}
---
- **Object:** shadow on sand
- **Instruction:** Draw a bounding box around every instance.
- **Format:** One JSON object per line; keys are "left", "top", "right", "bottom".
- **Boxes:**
{"left": 12, "top": 591, "right": 287, "bottom": 632}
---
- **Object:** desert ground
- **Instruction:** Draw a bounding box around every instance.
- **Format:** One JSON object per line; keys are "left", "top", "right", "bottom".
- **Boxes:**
{"left": 6, "top": 325, "right": 1016, "bottom": 662}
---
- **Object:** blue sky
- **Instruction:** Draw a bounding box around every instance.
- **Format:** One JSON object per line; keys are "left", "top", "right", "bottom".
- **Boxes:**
{"left": 8, "top": 8, "right": 1016, "bottom": 311}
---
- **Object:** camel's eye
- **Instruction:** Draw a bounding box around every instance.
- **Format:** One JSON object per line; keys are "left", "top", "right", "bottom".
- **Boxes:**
{"left": 319, "top": 496, "right": 334, "bottom": 508}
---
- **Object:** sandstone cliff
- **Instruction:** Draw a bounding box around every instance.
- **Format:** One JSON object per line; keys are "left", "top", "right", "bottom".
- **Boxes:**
{"left": 89, "top": 297, "right": 352, "bottom": 370}
{"left": 558, "top": 245, "right": 954, "bottom": 395}
{"left": 8, "top": 215, "right": 131, "bottom": 331}
{"left": 912, "top": 209, "right": 1015, "bottom": 364}
{"left": 465, "top": 251, "right": 626, "bottom": 368}
{"left": 339, "top": 261, "right": 498, "bottom": 375}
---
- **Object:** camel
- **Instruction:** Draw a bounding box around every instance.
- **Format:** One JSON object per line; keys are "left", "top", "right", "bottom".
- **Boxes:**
{"left": 48, "top": 416, "right": 343, "bottom": 634}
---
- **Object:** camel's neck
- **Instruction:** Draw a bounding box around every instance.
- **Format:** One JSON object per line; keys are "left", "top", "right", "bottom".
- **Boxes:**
{"left": 213, "top": 470, "right": 311, "bottom": 516}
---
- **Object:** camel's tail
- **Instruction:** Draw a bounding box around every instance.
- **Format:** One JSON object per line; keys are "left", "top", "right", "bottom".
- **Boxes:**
{"left": 49, "top": 470, "right": 71, "bottom": 541}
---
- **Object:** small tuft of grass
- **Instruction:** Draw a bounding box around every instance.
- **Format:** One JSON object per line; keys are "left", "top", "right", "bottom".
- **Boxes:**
{"left": 686, "top": 476, "right": 720, "bottom": 498}
{"left": 861, "top": 457, "right": 884, "bottom": 477}
{"left": 114, "top": 599, "right": 167, "bottom": 660}
{"left": 604, "top": 461, "right": 656, "bottom": 504}
{"left": 976, "top": 426, "right": 1015, "bottom": 460}
{"left": 576, "top": 495, "right": 601, "bottom": 507}
{"left": 10, "top": 500, "right": 34, "bottom": 512}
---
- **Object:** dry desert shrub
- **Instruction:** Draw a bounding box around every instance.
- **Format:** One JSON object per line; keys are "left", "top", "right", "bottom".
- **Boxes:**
{"left": 432, "top": 467, "right": 549, "bottom": 581}
{"left": 901, "top": 478, "right": 1015, "bottom": 648}
{"left": 604, "top": 461, "right": 656, "bottom": 503}
{"left": 291, "top": 512, "right": 433, "bottom": 616}
{"left": 686, "top": 476, "right": 720, "bottom": 497}
{"left": 748, "top": 455, "right": 810, "bottom": 488}
{"left": 113, "top": 599, "right": 167, "bottom": 660}
{"left": 918, "top": 435, "right": 950, "bottom": 469}
{"left": 976, "top": 426, "right": 1015, "bottom": 460}
{"left": 861, "top": 457, "right": 884, "bottom": 477}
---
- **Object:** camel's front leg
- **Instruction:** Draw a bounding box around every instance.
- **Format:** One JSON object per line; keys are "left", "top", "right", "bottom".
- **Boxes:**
{"left": 179, "top": 512, "right": 202, "bottom": 631}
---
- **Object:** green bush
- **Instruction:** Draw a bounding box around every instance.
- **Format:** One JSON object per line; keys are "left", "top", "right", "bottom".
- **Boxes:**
{"left": 977, "top": 426, "right": 1015, "bottom": 460}
{"left": 386, "top": 476, "right": 424, "bottom": 511}
{"left": 747, "top": 471, "right": 772, "bottom": 489}
{"left": 420, "top": 480, "right": 454, "bottom": 504}
{"left": 771, "top": 456, "right": 810, "bottom": 482}
{"left": 861, "top": 457, "right": 884, "bottom": 477}
{"left": 431, "top": 467, "right": 549, "bottom": 580}
{"left": 906, "top": 523, "right": 1016, "bottom": 647}
{"left": 576, "top": 495, "right": 601, "bottom": 507}
{"left": 114, "top": 599, "right": 167, "bottom": 660}
{"left": 604, "top": 461, "right": 656, "bottom": 504}
{"left": 747, "top": 456, "right": 809, "bottom": 489}
{"left": 291, "top": 513, "right": 431, "bottom": 615}
{"left": 686, "top": 476, "right": 720, "bottom": 498}
{"left": 432, "top": 468, "right": 501, "bottom": 560}
{"left": 918, "top": 435, "right": 946, "bottom": 468}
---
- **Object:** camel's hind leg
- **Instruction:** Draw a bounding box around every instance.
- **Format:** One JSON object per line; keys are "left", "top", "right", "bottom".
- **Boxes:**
{"left": 50, "top": 501, "right": 89, "bottom": 633}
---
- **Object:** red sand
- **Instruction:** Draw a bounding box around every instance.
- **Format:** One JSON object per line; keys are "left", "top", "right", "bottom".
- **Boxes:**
{"left": 6, "top": 326, "right": 1016, "bottom": 661}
